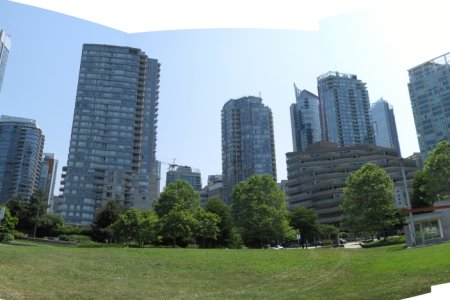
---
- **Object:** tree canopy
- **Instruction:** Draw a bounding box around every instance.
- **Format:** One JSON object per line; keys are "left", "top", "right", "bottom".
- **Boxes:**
{"left": 342, "top": 163, "right": 400, "bottom": 237}
{"left": 153, "top": 180, "right": 200, "bottom": 218}
{"left": 231, "top": 174, "right": 293, "bottom": 247}
{"left": 289, "top": 206, "right": 321, "bottom": 242}
{"left": 420, "top": 140, "right": 450, "bottom": 203}
{"left": 91, "top": 200, "right": 123, "bottom": 242}
{"left": 205, "top": 197, "right": 232, "bottom": 247}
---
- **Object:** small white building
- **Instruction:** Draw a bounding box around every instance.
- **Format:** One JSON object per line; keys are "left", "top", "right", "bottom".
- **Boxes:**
{"left": 404, "top": 200, "right": 450, "bottom": 247}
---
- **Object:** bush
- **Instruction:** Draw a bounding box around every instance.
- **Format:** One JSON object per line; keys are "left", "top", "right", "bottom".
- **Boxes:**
{"left": 322, "top": 239, "right": 333, "bottom": 246}
{"left": 0, "top": 232, "right": 14, "bottom": 242}
{"left": 361, "top": 236, "right": 406, "bottom": 248}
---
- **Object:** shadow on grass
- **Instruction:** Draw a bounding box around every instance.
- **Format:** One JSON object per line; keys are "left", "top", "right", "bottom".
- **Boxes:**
{"left": 2, "top": 241, "right": 37, "bottom": 247}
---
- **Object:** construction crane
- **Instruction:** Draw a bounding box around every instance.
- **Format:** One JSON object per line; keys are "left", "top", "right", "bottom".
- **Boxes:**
{"left": 160, "top": 159, "right": 200, "bottom": 173}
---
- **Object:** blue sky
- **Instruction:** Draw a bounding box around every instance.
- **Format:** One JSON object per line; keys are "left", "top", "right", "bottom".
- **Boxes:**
{"left": 1, "top": 1, "right": 449, "bottom": 193}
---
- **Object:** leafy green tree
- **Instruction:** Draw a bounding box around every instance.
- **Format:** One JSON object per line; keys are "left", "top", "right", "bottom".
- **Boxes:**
{"left": 421, "top": 140, "right": 450, "bottom": 203}
{"left": 411, "top": 170, "right": 433, "bottom": 208}
{"left": 91, "top": 200, "right": 123, "bottom": 243}
{"left": 153, "top": 180, "right": 200, "bottom": 218}
{"left": 195, "top": 209, "right": 220, "bottom": 248}
{"left": 160, "top": 209, "right": 198, "bottom": 247}
{"left": 0, "top": 206, "right": 18, "bottom": 241}
{"left": 6, "top": 196, "right": 27, "bottom": 231}
{"left": 342, "top": 163, "right": 401, "bottom": 238}
{"left": 110, "top": 209, "right": 159, "bottom": 247}
{"left": 319, "top": 224, "right": 339, "bottom": 240}
{"left": 289, "top": 206, "right": 321, "bottom": 243}
{"left": 110, "top": 209, "right": 143, "bottom": 246}
{"left": 35, "top": 214, "right": 64, "bottom": 238}
{"left": 205, "top": 197, "right": 232, "bottom": 247}
{"left": 28, "top": 190, "right": 49, "bottom": 236}
{"left": 232, "top": 174, "right": 293, "bottom": 248}
{"left": 139, "top": 210, "right": 159, "bottom": 246}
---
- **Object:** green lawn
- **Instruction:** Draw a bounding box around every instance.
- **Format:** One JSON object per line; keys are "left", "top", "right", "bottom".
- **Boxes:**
{"left": 1, "top": 241, "right": 450, "bottom": 299}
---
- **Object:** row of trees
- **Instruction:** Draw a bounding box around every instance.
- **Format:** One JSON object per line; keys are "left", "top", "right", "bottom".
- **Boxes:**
{"left": 89, "top": 175, "right": 338, "bottom": 248}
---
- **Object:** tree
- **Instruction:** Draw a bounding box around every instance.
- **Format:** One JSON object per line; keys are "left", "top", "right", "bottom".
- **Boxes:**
{"left": 159, "top": 209, "right": 198, "bottom": 247}
{"left": 342, "top": 163, "right": 401, "bottom": 238}
{"left": 91, "top": 200, "right": 123, "bottom": 243}
{"left": 319, "top": 224, "right": 338, "bottom": 241}
{"left": 109, "top": 209, "right": 159, "bottom": 247}
{"left": 0, "top": 206, "right": 18, "bottom": 241}
{"left": 289, "top": 206, "right": 321, "bottom": 243}
{"left": 195, "top": 209, "right": 220, "bottom": 248}
{"left": 28, "top": 190, "right": 49, "bottom": 236}
{"left": 35, "top": 214, "right": 64, "bottom": 237}
{"left": 6, "top": 196, "right": 26, "bottom": 231}
{"left": 205, "top": 197, "right": 232, "bottom": 247}
{"left": 411, "top": 170, "right": 433, "bottom": 208}
{"left": 232, "top": 174, "right": 293, "bottom": 248}
{"left": 153, "top": 180, "right": 200, "bottom": 218}
{"left": 421, "top": 140, "right": 450, "bottom": 203}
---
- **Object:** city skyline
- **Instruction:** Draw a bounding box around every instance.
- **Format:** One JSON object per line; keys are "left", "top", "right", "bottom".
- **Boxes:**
{"left": 2, "top": 2, "right": 449, "bottom": 195}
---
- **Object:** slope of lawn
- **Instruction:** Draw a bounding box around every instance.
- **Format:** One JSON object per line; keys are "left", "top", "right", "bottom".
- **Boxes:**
{"left": 1, "top": 241, "right": 450, "bottom": 299}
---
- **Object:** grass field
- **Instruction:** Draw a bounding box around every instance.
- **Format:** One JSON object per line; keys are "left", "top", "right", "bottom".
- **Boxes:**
{"left": 1, "top": 241, "right": 450, "bottom": 299}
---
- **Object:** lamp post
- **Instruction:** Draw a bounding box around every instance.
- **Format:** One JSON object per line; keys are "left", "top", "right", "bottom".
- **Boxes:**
{"left": 399, "top": 158, "right": 415, "bottom": 247}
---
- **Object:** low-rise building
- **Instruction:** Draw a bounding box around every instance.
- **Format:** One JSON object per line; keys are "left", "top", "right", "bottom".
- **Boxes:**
{"left": 200, "top": 175, "right": 224, "bottom": 207}
{"left": 286, "top": 141, "right": 417, "bottom": 225}
{"left": 166, "top": 166, "right": 202, "bottom": 191}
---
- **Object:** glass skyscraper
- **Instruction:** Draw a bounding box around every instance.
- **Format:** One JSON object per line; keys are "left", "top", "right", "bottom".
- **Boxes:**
{"left": 408, "top": 52, "right": 450, "bottom": 158}
{"left": 38, "top": 153, "right": 58, "bottom": 212}
{"left": 0, "top": 115, "right": 45, "bottom": 203}
{"left": 371, "top": 98, "right": 401, "bottom": 156}
{"left": 57, "top": 44, "right": 161, "bottom": 225}
{"left": 317, "top": 71, "right": 374, "bottom": 147}
{"left": 221, "top": 96, "right": 276, "bottom": 204}
{"left": 0, "top": 29, "right": 11, "bottom": 93}
{"left": 290, "top": 83, "right": 321, "bottom": 151}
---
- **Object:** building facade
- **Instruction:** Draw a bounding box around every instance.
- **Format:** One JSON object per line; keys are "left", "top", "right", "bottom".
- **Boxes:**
{"left": 166, "top": 165, "right": 202, "bottom": 191}
{"left": 317, "top": 71, "right": 374, "bottom": 147}
{"left": 0, "top": 115, "right": 45, "bottom": 203}
{"left": 199, "top": 175, "right": 224, "bottom": 208}
{"left": 290, "top": 84, "right": 321, "bottom": 151}
{"left": 408, "top": 52, "right": 450, "bottom": 158}
{"left": 222, "top": 96, "right": 277, "bottom": 204}
{"left": 371, "top": 98, "right": 401, "bottom": 156}
{"left": 57, "top": 44, "right": 161, "bottom": 225}
{"left": 0, "top": 29, "right": 11, "bottom": 93}
{"left": 38, "top": 153, "right": 58, "bottom": 212}
{"left": 286, "top": 141, "right": 417, "bottom": 225}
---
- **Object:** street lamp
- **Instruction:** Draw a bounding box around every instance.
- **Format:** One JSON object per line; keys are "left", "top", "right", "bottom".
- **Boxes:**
{"left": 399, "top": 158, "right": 415, "bottom": 247}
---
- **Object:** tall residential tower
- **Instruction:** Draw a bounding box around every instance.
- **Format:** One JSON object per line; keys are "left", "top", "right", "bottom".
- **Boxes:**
{"left": 221, "top": 96, "right": 276, "bottom": 204}
{"left": 290, "top": 83, "right": 321, "bottom": 151}
{"left": 408, "top": 53, "right": 450, "bottom": 158}
{"left": 317, "top": 72, "right": 374, "bottom": 147}
{"left": 57, "top": 44, "right": 161, "bottom": 225}
{"left": 371, "top": 98, "right": 401, "bottom": 155}
{"left": 0, "top": 115, "right": 44, "bottom": 203}
{"left": 0, "top": 29, "right": 11, "bottom": 93}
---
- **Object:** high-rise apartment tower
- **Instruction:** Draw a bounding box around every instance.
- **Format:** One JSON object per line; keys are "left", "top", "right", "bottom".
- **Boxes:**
{"left": 408, "top": 52, "right": 450, "bottom": 158}
{"left": 38, "top": 153, "right": 58, "bottom": 212}
{"left": 57, "top": 44, "right": 161, "bottom": 225}
{"left": 290, "top": 83, "right": 321, "bottom": 151}
{"left": 221, "top": 96, "right": 276, "bottom": 204}
{"left": 0, "top": 29, "right": 11, "bottom": 93}
{"left": 317, "top": 71, "right": 374, "bottom": 147}
{"left": 371, "top": 98, "right": 401, "bottom": 156}
{"left": 0, "top": 115, "right": 44, "bottom": 203}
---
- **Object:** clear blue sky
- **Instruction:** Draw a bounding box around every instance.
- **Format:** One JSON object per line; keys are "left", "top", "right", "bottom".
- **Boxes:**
{"left": 1, "top": 1, "right": 449, "bottom": 193}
